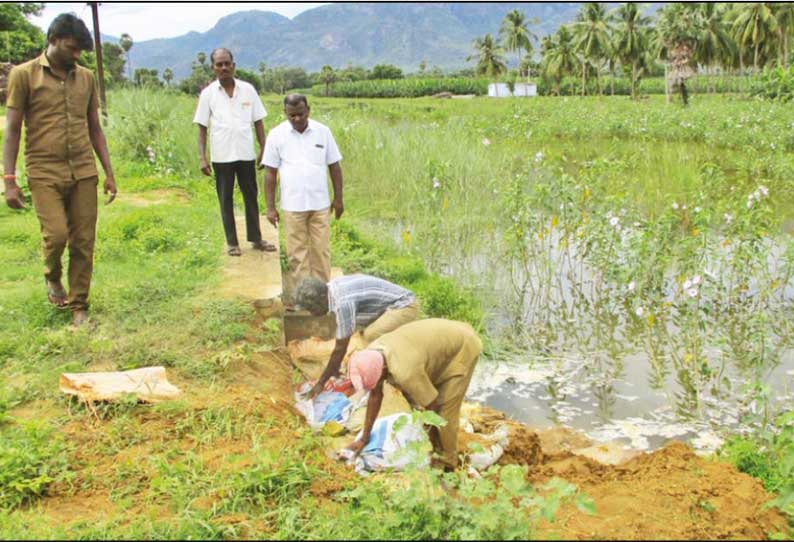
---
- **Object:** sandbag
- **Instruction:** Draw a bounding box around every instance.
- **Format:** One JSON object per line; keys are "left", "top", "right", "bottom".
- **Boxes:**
{"left": 344, "top": 413, "right": 431, "bottom": 474}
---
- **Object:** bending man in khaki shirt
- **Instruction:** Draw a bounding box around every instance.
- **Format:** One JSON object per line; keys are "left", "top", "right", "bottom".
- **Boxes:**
{"left": 3, "top": 14, "right": 117, "bottom": 327}
{"left": 345, "top": 318, "right": 482, "bottom": 470}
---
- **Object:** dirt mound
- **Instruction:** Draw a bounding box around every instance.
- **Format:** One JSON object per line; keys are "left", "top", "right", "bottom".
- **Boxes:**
{"left": 533, "top": 441, "right": 788, "bottom": 539}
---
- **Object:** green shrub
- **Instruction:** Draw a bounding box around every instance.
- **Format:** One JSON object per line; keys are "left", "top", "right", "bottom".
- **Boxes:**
{"left": 0, "top": 421, "right": 70, "bottom": 509}
{"left": 751, "top": 67, "right": 794, "bottom": 102}
{"left": 720, "top": 411, "right": 794, "bottom": 516}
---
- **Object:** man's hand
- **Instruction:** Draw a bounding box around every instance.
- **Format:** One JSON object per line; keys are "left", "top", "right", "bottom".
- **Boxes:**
{"left": 345, "top": 438, "right": 366, "bottom": 456}
{"left": 307, "top": 382, "right": 325, "bottom": 400}
{"left": 331, "top": 198, "right": 344, "bottom": 220}
{"left": 104, "top": 175, "right": 118, "bottom": 205}
{"left": 200, "top": 159, "right": 212, "bottom": 177}
{"left": 266, "top": 208, "right": 279, "bottom": 227}
{"left": 4, "top": 181, "right": 26, "bottom": 209}
{"left": 257, "top": 150, "right": 265, "bottom": 170}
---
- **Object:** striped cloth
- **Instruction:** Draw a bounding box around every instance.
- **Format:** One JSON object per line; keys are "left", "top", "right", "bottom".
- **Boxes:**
{"left": 328, "top": 274, "right": 416, "bottom": 340}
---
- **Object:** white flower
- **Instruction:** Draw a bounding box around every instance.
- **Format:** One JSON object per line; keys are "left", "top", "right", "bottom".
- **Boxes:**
{"left": 753, "top": 190, "right": 761, "bottom": 201}
{"left": 534, "top": 151, "right": 544, "bottom": 163}
{"left": 747, "top": 200, "right": 754, "bottom": 209}
{"left": 682, "top": 204, "right": 687, "bottom": 210}
{"left": 683, "top": 279, "right": 692, "bottom": 290}
{"left": 513, "top": 114, "right": 519, "bottom": 119}
{"left": 694, "top": 206, "right": 701, "bottom": 214}
{"left": 633, "top": 222, "right": 640, "bottom": 228}
{"left": 692, "top": 275, "right": 701, "bottom": 285}
{"left": 619, "top": 208, "right": 627, "bottom": 216}
{"left": 432, "top": 177, "right": 441, "bottom": 190}
{"left": 770, "top": 143, "right": 776, "bottom": 150}
{"left": 724, "top": 213, "right": 733, "bottom": 224}
{"left": 609, "top": 216, "right": 620, "bottom": 227}
{"left": 686, "top": 288, "right": 699, "bottom": 298}
{"left": 635, "top": 307, "right": 645, "bottom": 317}
{"left": 759, "top": 185, "right": 769, "bottom": 197}
{"left": 481, "top": 138, "right": 491, "bottom": 146}
{"left": 672, "top": 202, "right": 679, "bottom": 210}
{"left": 628, "top": 281, "right": 636, "bottom": 292}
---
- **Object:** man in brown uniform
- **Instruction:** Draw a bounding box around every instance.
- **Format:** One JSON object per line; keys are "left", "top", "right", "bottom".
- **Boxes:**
{"left": 345, "top": 318, "right": 482, "bottom": 470}
{"left": 3, "top": 14, "right": 117, "bottom": 327}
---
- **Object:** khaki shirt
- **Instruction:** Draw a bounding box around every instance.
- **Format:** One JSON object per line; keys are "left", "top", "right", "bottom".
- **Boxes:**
{"left": 372, "top": 319, "right": 483, "bottom": 408}
{"left": 6, "top": 53, "right": 99, "bottom": 181}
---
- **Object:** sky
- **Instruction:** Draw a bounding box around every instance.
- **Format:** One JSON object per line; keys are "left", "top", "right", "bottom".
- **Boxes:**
{"left": 31, "top": 2, "right": 328, "bottom": 41}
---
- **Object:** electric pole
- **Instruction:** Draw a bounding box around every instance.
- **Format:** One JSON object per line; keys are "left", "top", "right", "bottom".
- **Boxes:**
{"left": 89, "top": 2, "right": 108, "bottom": 123}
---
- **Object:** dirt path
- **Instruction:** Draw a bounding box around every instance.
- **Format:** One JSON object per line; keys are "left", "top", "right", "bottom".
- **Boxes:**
{"left": 218, "top": 215, "right": 283, "bottom": 303}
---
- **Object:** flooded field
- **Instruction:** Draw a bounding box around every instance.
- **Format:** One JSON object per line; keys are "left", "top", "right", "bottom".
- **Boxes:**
{"left": 338, "top": 98, "right": 794, "bottom": 453}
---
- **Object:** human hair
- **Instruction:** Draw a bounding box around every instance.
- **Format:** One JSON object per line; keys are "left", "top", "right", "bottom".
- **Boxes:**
{"left": 295, "top": 277, "right": 329, "bottom": 315}
{"left": 47, "top": 13, "right": 93, "bottom": 51}
{"left": 210, "top": 48, "right": 234, "bottom": 64}
{"left": 284, "top": 94, "right": 309, "bottom": 108}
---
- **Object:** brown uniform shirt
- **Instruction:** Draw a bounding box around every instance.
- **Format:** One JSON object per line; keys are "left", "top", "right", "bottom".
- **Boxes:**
{"left": 6, "top": 52, "right": 99, "bottom": 182}
{"left": 373, "top": 319, "right": 483, "bottom": 408}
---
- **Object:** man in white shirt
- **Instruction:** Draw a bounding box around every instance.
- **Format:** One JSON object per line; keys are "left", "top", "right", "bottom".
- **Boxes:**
{"left": 262, "top": 94, "right": 344, "bottom": 301}
{"left": 193, "top": 48, "right": 275, "bottom": 256}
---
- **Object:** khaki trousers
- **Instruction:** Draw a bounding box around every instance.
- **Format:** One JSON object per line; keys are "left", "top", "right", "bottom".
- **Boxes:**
{"left": 282, "top": 207, "right": 331, "bottom": 288}
{"left": 29, "top": 176, "right": 98, "bottom": 311}
{"left": 430, "top": 335, "right": 481, "bottom": 469}
{"left": 362, "top": 302, "right": 420, "bottom": 343}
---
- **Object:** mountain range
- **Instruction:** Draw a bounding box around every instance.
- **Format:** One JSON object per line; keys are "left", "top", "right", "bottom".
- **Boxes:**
{"left": 118, "top": 3, "right": 594, "bottom": 79}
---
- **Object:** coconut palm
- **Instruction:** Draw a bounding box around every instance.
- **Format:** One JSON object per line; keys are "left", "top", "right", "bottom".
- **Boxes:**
{"left": 499, "top": 9, "right": 538, "bottom": 78}
{"left": 611, "top": 2, "right": 651, "bottom": 100}
{"left": 773, "top": 2, "right": 794, "bottom": 67}
{"left": 696, "top": 3, "right": 735, "bottom": 90}
{"left": 731, "top": 2, "right": 778, "bottom": 73}
{"left": 572, "top": 2, "right": 611, "bottom": 96}
{"left": 468, "top": 33, "right": 508, "bottom": 78}
{"left": 542, "top": 26, "right": 579, "bottom": 95}
{"left": 119, "top": 33, "right": 133, "bottom": 80}
{"left": 163, "top": 68, "right": 173, "bottom": 86}
{"left": 656, "top": 3, "right": 703, "bottom": 105}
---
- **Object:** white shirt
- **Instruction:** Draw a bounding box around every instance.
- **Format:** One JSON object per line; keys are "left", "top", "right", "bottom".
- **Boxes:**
{"left": 192, "top": 78, "right": 267, "bottom": 163}
{"left": 262, "top": 118, "right": 342, "bottom": 212}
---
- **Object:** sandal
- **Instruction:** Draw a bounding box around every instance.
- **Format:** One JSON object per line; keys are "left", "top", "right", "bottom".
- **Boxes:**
{"left": 46, "top": 280, "right": 69, "bottom": 309}
{"left": 251, "top": 240, "right": 277, "bottom": 252}
{"left": 227, "top": 245, "right": 242, "bottom": 256}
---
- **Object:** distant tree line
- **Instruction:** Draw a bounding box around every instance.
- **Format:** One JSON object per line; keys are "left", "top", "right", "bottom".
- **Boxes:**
{"left": 468, "top": 2, "right": 794, "bottom": 101}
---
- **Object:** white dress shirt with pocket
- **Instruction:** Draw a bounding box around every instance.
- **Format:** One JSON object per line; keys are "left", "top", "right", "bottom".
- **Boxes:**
{"left": 261, "top": 118, "right": 342, "bottom": 212}
{"left": 192, "top": 78, "right": 267, "bottom": 163}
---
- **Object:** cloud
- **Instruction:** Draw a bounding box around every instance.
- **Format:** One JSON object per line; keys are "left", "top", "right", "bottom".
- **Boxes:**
{"left": 31, "top": 2, "right": 327, "bottom": 41}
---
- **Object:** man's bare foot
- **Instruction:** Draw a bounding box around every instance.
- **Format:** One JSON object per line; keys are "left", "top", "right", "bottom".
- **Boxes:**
{"left": 71, "top": 309, "right": 89, "bottom": 328}
{"left": 46, "top": 280, "right": 68, "bottom": 308}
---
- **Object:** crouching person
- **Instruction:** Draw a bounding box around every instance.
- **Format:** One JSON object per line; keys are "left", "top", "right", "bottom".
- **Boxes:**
{"left": 295, "top": 274, "right": 420, "bottom": 399}
{"left": 344, "top": 318, "right": 482, "bottom": 471}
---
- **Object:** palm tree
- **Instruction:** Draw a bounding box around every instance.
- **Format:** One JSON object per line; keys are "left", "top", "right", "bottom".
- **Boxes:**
{"left": 773, "top": 2, "right": 794, "bottom": 67}
{"left": 468, "top": 33, "right": 508, "bottom": 79}
{"left": 163, "top": 68, "right": 173, "bottom": 86}
{"left": 319, "top": 65, "right": 335, "bottom": 96}
{"left": 119, "top": 33, "right": 133, "bottom": 80}
{"left": 499, "top": 9, "right": 538, "bottom": 78}
{"left": 542, "top": 26, "right": 579, "bottom": 95}
{"left": 696, "top": 3, "right": 735, "bottom": 91}
{"left": 572, "top": 3, "right": 611, "bottom": 96}
{"left": 731, "top": 2, "right": 778, "bottom": 73}
{"left": 611, "top": 3, "right": 651, "bottom": 100}
{"left": 656, "top": 3, "right": 702, "bottom": 105}
{"left": 197, "top": 51, "right": 207, "bottom": 66}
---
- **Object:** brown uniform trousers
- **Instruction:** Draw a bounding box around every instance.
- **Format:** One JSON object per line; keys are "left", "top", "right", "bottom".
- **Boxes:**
{"left": 29, "top": 176, "right": 98, "bottom": 311}
{"left": 362, "top": 302, "right": 420, "bottom": 343}
{"left": 283, "top": 207, "right": 331, "bottom": 287}
{"left": 374, "top": 319, "right": 482, "bottom": 469}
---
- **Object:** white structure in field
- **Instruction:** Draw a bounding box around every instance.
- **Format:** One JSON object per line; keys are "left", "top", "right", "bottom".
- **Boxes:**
{"left": 488, "top": 82, "right": 537, "bottom": 98}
